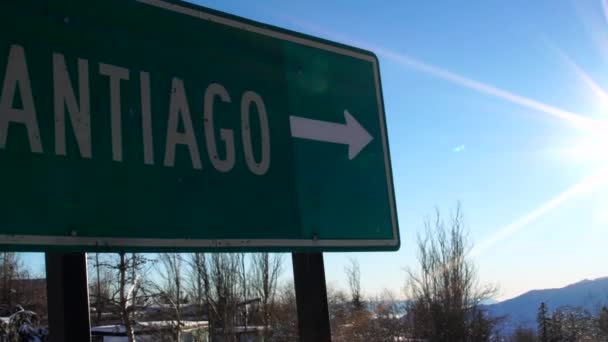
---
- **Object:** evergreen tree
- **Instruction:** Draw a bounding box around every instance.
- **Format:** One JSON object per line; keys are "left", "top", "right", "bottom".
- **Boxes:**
{"left": 537, "top": 302, "right": 550, "bottom": 342}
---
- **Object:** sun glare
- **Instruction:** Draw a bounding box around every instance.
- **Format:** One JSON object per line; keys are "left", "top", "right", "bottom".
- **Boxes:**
{"left": 563, "top": 125, "right": 608, "bottom": 167}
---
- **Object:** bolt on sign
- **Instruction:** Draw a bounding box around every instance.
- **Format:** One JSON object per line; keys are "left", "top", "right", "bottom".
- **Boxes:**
{"left": 0, "top": 0, "right": 399, "bottom": 251}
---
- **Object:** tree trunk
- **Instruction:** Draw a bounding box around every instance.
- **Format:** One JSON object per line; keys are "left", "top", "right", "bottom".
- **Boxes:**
{"left": 95, "top": 253, "right": 102, "bottom": 324}
{"left": 119, "top": 252, "right": 136, "bottom": 342}
{"left": 176, "top": 258, "right": 182, "bottom": 342}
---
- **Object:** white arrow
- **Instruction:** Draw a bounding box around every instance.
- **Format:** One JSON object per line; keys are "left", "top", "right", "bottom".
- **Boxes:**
{"left": 289, "top": 110, "right": 373, "bottom": 160}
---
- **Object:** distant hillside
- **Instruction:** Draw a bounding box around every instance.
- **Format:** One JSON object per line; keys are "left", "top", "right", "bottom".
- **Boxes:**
{"left": 486, "top": 277, "right": 608, "bottom": 334}
{"left": 366, "top": 300, "right": 409, "bottom": 318}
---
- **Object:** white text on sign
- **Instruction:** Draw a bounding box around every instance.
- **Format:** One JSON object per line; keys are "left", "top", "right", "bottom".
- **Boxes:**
{"left": 0, "top": 44, "right": 271, "bottom": 175}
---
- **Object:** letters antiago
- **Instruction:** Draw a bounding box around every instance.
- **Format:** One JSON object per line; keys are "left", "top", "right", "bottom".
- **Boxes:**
{"left": 0, "top": 44, "right": 271, "bottom": 175}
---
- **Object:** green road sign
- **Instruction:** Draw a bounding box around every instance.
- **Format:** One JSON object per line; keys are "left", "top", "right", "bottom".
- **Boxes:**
{"left": 0, "top": 0, "right": 399, "bottom": 251}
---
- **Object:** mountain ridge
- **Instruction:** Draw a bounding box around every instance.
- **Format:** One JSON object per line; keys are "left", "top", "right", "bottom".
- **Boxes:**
{"left": 486, "top": 276, "right": 608, "bottom": 333}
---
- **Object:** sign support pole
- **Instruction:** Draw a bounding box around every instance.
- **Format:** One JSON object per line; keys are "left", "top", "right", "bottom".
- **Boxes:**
{"left": 292, "top": 252, "right": 332, "bottom": 342}
{"left": 45, "top": 252, "right": 91, "bottom": 342}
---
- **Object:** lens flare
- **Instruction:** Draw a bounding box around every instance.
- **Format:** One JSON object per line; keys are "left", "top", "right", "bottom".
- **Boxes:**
{"left": 453, "top": 145, "right": 465, "bottom": 153}
{"left": 472, "top": 168, "right": 608, "bottom": 257}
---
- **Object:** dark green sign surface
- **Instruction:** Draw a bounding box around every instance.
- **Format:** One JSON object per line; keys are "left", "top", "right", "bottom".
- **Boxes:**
{"left": 0, "top": 0, "right": 398, "bottom": 251}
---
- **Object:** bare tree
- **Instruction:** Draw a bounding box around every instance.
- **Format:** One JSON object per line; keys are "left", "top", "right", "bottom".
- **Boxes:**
{"left": 405, "top": 205, "right": 498, "bottom": 341}
{"left": 251, "top": 253, "right": 283, "bottom": 339}
{"left": 236, "top": 253, "right": 250, "bottom": 328}
{"left": 98, "top": 253, "right": 153, "bottom": 342}
{"left": 345, "top": 258, "right": 363, "bottom": 312}
{"left": 186, "top": 253, "right": 239, "bottom": 339}
{"left": 88, "top": 253, "right": 113, "bottom": 325}
{"left": 205, "top": 253, "right": 240, "bottom": 341}
{"left": 0, "top": 252, "right": 46, "bottom": 319}
{"left": 0, "top": 253, "right": 28, "bottom": 311}
{"left": 155, "top": 253, "right": 185, "bottom": 341}
{"left": 118, "top": 253, "right": 139, "bottom": 342}
{"left": 186, "top": 253, "right": 207, "bottom": 312}
{"left": 549, "top": 305, "right": 600, "bottom": 341}
{"left": 186, "top": 253, "right": 284, "bottom": 340}
{"left": 271, "top": 282, "right": 299, "bottom": 342}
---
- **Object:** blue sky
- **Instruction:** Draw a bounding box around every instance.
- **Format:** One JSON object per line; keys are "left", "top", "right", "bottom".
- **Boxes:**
{"left": 19, "top": 0, "right": 608, "bottom": 301}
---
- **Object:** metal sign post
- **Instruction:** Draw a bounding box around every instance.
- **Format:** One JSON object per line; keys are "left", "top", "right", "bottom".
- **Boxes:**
{"left": 292, "top": 252, "right": 332, "bottom": 342}
{"left": 45, "top": 253, "right": 91, "bottom": 342}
